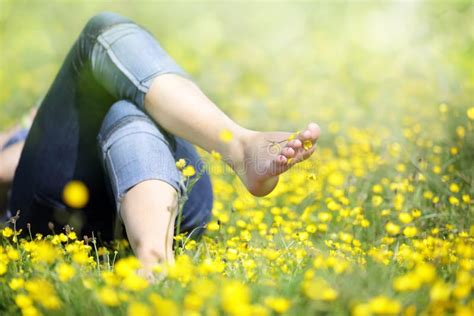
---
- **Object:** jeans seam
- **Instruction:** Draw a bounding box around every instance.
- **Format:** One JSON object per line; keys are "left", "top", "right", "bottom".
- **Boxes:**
{"left": 99, "top": 115, "right": 153, "bottom": 147}
{"left": 105, "top": 150, "right": 120, "bottom": 210}
{"left": 102, "top": 130, "right": 171, "bottom": 157}
{"left": 101, "top": 29, "right": 140, "bottom": 47}
{"left": 96, "top": 35, "right": 148, "bottom": 93}
{"left": 83, "top": 22, "right": 136, "bottom": 43}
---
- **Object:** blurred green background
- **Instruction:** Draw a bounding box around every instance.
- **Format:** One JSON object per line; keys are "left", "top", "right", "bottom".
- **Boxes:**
{"left": 0, "top": 0, "right": 473, "bottom": 136}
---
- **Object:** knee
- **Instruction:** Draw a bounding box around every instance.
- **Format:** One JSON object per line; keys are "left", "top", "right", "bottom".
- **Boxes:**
{"left": 83, "top": 12, "right": 131, "bottom": 37}
{"left": 98, "top": 100, "right": 146, "bottom": 137}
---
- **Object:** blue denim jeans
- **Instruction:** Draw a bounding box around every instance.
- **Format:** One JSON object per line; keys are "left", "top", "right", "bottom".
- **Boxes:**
{"left": 8, "top": 12, "right": 213, "bottom": 240}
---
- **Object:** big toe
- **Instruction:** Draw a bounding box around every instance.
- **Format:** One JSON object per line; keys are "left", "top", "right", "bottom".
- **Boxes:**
{"left": 297, "top": 123, "right": 320, "bottom": 147}
{"left": 307, "top": 123, "right": 321, "bottom": 141}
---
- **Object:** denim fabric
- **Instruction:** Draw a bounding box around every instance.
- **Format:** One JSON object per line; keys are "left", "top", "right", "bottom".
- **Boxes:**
{"left": 97, "top": 100, "right": 185, "bottom": 212}
{"left": 9, "top": 12, "right": 212, "bottom": 240}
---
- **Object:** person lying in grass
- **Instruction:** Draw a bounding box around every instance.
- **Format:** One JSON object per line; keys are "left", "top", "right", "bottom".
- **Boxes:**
{"left": 0, "top": 12, "right": 320, "bottom": 276}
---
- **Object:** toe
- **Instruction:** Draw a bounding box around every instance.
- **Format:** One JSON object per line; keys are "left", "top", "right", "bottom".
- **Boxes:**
{"left": 277, "top": 154, "right": 287, "bottom": 164}
{"left": 281, "top": 147, "right": 295, "bottom": 158}
{"left": 307, "top": 122, "right": 321, "bottom": 140}
{"left": 288, "top": 139, "right": 302, "bottom": 149}
{"left": 296, "top": 123, "right": 321, "bottom": 151}
{"left": 271, "top": 155, "right": 288, "bottom": 174}
{"left": 301, "top": 129, "right": 312, "bottom": 141}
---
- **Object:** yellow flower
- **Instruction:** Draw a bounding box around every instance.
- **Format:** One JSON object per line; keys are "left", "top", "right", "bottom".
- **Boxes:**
{"left": 393, "top": 273, "right": 421, "bottom": 292}
{"left": 15, "top": 294, "right": 33, "bottom": 309}
{"left": 67, "top": 231, "right": 77, "bottom": 240}
{"left": 9, "top": 278, "right": 25, "bottom": 290}
{"left": 31, "top": 241, "right": 61, "bottom": 264}
{"left": 2, "top": 227, "right": 14, "bottom": 238}
{"left": 98, "top": 287, "right": 120, "bottom": 306}
{"left": 101, "top": 271, "right": 120, "bottom": 286}
{"left": 456, "top": 306, "right": 473, "bottom": 316}
{"left": 462, "top": 194, "right": 471, "bottom": 203}
{"left": 225, "top": 248, "right": 239, "bottom": 261}
{"left": 411, "top": 209, "right": 422, "bottom": 218}
{"left": 318, "top": 212, "right": 332, "bottom": 222}
{"left": 430, "top": 281, "right": 451, "bottom": 302}
{"left": 403, "top": 226, "right": 417, "bottom": 238}
{"left": 467, "top": 106, "right": 474, "bottom": 120}
{"left": 6, "top": 247, "right": 20, "bottom": 261}
{"left": 219, "top": 129, "right": 233, "bottom": 143}
{"left": 63, "top": 180, "right": 89, "bottom": 208}
{"left": 21, "top": 306, "right": 40, "bottom": 316}
{"left": 175, "top": 158, "right": 186, "bottom": 169}
{"left": 453, "top": 282, "right": 471, "bottom": 299}
{"left": 372, "top": 195, "right": 383, "bottom": 207}
{"left": 303, "top": 140, "right": 313, "bottom": 150}
{"left": 415, "top": 263, "right": 436, "bottom": 283}
{"left": 352, "top": 303, "right": 371, "bottom": 316}
{"left": 306, "top": 224, "right": 317, "bottom": 233}
{"left": 207, "top": 221, "right": 220, "bottom": 231}
{"left": 449, "top": 196, "right": 460, "bottom": 206}
{"left": 368, "top": 296, "right": 401, "bottom": 315}
{"left": 264, "top": 296, "right": 291, "bottom": 314}
{"left": 184, "top": 293, "right": 203, "bottom": 312}
{"left": 372, "top": 184, "right": 383, "bottom": 193}
{"left": 398, "top": 212, "right": 413, "bottom": 224}
{"left": 396, "top": 163, "right": 406, "bottom": 173}
{"left": 449, "top": 183, "right": 460, "bottom": 193}
{"left": 456, "top": 126, "right": 465, "bottom": 138}
{"left": 182, "top": 165, "right": 196, "bottom": 177}
{"left": 385, "top": 222, "right": 400, "bottom": 235}
{"left": 190, "top": 278, "right": 217, "bottom": 299}
{"left": 149, "top": 293, "right": 180, "bottom": 316}
{"left": 73, "top": 251, "right": 92, "bottom": 265}
{"left": 128, "top": 302, "right": 152, "bottom": 316}
{"left": 328, "top": 171, "right": 345, "bottom": 187}
{"left": 0, "top": 262, "right": 8, "bottom": 276}
{"left": 25, "top": 279, "right": 61, "bottom": 310}
{"left": 56, "top": 263, "right": 76, "bottom": 282}
{"left": 115, "top": 256, "right": 141, "bottom": 278}
{"left": 123, "top": 274, "right": 149, "bottom": 292}
{"left": 221, "top": 281, "right": 250, "bottom": 315}
{"left": 302, "top": 277, "right": 338, "bottom": 301}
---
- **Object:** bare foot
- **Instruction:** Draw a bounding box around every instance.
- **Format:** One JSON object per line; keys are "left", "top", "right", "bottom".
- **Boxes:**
{"left": 233, "top": 123, "right": 320, "bottom": 196}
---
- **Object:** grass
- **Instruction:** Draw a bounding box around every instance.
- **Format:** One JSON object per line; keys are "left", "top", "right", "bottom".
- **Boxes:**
{"left": 1, "top": 1, "right": 473, "bottom": 315}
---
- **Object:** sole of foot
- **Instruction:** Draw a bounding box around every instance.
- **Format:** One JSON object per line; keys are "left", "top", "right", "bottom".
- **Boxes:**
{"left": 239, "top": 122, "right": 320, "bottom": 196}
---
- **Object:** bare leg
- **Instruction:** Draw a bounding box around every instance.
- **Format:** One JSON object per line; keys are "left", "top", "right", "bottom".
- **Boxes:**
{"left": 0, "top": 141, "right": 24, "bottom": 213}
{"left": 145, "top": 74, "right": 320, "bottom": 196}
{"left": 119, "top": 180, "right": 178, "bottom": 278}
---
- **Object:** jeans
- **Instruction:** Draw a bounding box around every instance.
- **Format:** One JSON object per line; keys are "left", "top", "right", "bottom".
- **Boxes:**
{"left": 8, "top": 12, "right": 213, "bottom": 240}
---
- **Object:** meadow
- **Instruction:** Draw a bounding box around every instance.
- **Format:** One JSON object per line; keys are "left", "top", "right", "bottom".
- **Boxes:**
{"left": 0, "top": 1, "right": 473, "bottom": 315}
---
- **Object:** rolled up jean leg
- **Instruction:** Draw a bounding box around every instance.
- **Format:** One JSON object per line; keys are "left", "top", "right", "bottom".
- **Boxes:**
{"left": 79, "top": 12, "right": 191, "bottom": 110}
{"left": 97, "top": 100, "right": 213, "bottom": 238}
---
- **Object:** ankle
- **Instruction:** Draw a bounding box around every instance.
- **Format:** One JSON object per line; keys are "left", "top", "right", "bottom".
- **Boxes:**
{"left": 223, "top": 128, "right": 255, "bottom": 168}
